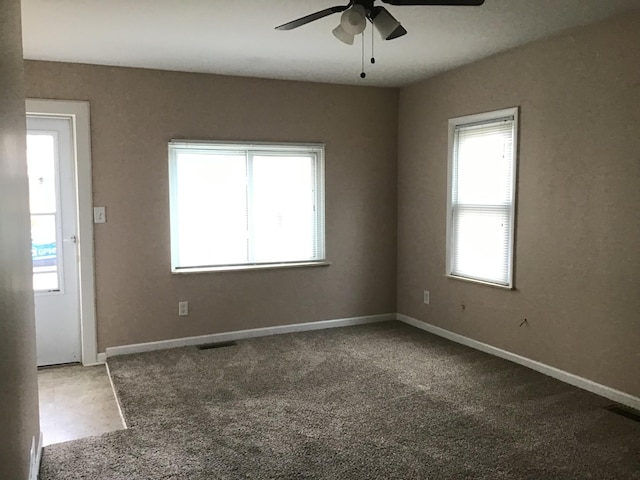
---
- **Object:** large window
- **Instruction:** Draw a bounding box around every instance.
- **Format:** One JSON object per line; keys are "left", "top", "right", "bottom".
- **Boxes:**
{"left": 169, "top": 141, "right": 325, "bottom": 272}
{"left": 446, "top": 107, "right": 518, "bottom": 288}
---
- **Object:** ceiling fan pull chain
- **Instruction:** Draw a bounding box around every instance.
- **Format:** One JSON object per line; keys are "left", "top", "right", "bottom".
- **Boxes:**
{"left": 371, "top": 25, "right": 376, "bottom": 64}
{"left": 360, "top": 31, "right": 366, "bottom": 79}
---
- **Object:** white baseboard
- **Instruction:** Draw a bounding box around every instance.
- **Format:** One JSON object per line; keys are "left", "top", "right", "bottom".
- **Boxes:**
{"left": 398, "top": 314, "right": 640, "bottom": 411}
{"left": 28, "top": 432, "right": 43, "bottom": 480}
{"left": 101, "top": 312, "right": 639, "bottom": 411}
{"left": 105, "top": 313, "right": 396, "bottom": 358}
{"left": 82, "top": 353, "right": 106, "bottom": 367}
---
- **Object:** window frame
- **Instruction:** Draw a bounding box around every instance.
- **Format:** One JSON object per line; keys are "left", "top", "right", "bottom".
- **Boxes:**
{"left": 168, "top": 140, "right": 326, "bottom": 273}
{"left": 445, "top": 107, "right": 519, "bottom": 289}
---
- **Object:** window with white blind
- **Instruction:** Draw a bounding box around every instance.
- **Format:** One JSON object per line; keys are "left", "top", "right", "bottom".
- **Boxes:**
{"left": 169, "top": 141, "right": 325, "bottom": 272}
{"left": 446, "top": 107, "right": 519, "bottom": 288}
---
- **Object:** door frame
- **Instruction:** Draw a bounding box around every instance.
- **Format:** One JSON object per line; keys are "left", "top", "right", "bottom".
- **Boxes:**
{"left": 26, "top": 99, "right": 99, "bottom": 365}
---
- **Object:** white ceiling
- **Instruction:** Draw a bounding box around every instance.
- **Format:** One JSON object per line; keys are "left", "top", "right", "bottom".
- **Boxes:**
{"left": 21, "top": 0, "right": 640, "bottom": 87}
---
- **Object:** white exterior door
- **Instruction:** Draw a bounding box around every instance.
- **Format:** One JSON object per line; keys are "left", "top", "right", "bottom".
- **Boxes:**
{"left": 27, "top": 115, "right": 81, "bottom": 366}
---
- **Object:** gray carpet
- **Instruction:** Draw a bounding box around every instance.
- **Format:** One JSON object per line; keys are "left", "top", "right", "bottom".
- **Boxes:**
{"left": 40, "top": 321, "right": 640, "bottom": 479}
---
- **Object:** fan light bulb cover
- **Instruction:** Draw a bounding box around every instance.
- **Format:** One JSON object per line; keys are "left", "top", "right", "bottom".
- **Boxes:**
{"left": 332, "top": 25, "right": 355, "bottom": 45}
{"left": 340, "top": 4, "right": 367, "bottom": 35}
{"left": 372, "top": 8, "right": 405, "bottom": 40}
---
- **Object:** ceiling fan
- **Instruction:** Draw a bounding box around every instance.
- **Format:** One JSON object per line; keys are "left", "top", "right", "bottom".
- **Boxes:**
{"left": 276, "top": 0, "right": 486, "bottom": 45}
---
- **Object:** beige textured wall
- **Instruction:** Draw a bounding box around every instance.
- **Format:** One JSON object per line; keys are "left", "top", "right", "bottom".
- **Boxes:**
{"left": 398, "top": 12, "right": 640, "bottom": 397}
{"left": 0, "top": 0, "right": 40, "bottom": 477}
{"left": 24, "top": 62, "right": 399, "bottom": 351}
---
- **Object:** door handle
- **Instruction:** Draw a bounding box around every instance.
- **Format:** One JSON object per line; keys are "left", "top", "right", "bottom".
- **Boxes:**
{"left": 64, "top": 235, "right": 77, "bottom": 244}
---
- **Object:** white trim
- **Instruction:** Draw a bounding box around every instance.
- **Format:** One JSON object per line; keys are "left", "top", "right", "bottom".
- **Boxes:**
{"left": 101, "top": 312, "right": 640, "bottom": 412}
{"left": 82, "top": 353, "right": 106, "bottom": 367}
{"left": 446, "top": 106, "right": 519, "bottom": 289}
{"left": 169, "top": 140, "right": 325, "bottom": 151}
{"left": 28, "top": 432, "right": 43, "bottom": 480}
{"left": 36, "top": 433, "right": 43, "bottom": 479}
{"left": 105, "top": 313, "right": 395, "bottom": 358}
{"left": 398, "top": 314, "right": 640, "bottom": 411}
{"left": 168, "top": 141, "right": 326, "bottom": 273}
{"left": 172, "top": 260, "right": 331, "bottom": 274}
{"left": 444, "top": 273, "right": 514, "bottom": 290}
{"left": 26, "top": 99, "right": 98, "bottom": 365}
{"left": 104, "top": 362, "right": 128, "bottom": 429}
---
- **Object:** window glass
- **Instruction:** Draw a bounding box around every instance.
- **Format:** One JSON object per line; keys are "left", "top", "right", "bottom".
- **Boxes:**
{"left": 174, "top": 151, "right": 248, "bottom": 268}
{"left": 169, "top": 142, "right": 325, "bottom": 272}
{"left": 27, "top": 132, "right": 60, "bottom": 291}
{"left": 252, "top": 155, "right": 316, "bottom": 263}
{"left": 447, "top": 109, "right": 518, "bottom": 287}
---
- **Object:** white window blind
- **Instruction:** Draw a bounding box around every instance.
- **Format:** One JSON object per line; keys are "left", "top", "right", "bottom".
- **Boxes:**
{"left": 168, "top": 141, "right": 325, "bottom": 272}
{"left": 447, "top": 108, "right": 518, "bottom": 287}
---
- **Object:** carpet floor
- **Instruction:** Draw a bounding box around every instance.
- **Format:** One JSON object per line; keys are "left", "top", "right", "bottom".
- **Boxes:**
{"left": 40, "top": 321, "right": 640, "bottom": 479}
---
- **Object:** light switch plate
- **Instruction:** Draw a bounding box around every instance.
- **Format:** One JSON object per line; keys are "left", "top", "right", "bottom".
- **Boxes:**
{"left": 93, "top": 206, "right": 106, "bottom": 224}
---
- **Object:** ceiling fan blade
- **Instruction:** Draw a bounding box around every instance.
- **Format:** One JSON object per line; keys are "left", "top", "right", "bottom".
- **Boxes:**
{"left": 275, "top": 5, "right": 350, "bottom": 31}
{"left": 381, "top": 0, "right": 485, "bottom": 5}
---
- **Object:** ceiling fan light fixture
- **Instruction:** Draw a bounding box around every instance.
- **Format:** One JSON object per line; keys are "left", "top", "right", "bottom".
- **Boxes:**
{"left": 332, "top": 24, "right": 355, "bottom": 45}
{"left": 339, "top": 4, "right": 367, "bottom": 35}
{"left": 372, "top": 7, "right": 407, "bottom": 41}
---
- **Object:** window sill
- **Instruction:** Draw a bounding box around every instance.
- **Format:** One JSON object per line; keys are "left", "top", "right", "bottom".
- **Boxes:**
{"left": 172, "top": 261, "right": 331, "bottom": 274}
{"left": 444, "top": 274, "right": 514, "bottom": 290}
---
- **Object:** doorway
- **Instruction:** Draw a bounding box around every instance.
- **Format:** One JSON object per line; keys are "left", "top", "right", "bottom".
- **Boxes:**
{"left": 26, "top": 99, "right": 98, "bottom": 366}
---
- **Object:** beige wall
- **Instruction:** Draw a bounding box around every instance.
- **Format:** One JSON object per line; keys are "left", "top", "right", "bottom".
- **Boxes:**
{"left": 22, "top": 11, "right": 639, "bottom": 401}
{"left": 0, "top": 0, "right": 40, "bottom": 478}
{"left": 24, "top": 62, "right": 399, "bottom": 351}
{"left": 398, "top": 12, "right": 640, "bottom": 397}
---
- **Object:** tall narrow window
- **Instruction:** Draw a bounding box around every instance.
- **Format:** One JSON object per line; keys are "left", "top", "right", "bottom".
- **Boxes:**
{"left": 169, "top": 141, "right": 325, "bottom": 272}
{"left": 446, "top": 108, "right": 519, "bottom": 288}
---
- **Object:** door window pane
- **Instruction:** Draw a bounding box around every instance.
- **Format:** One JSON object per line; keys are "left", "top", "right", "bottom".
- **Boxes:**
{"left": 27, "top": 132, "right": 61, "bottom": 291}
{"left": 27, "top": 134, "right": 57, "bottom": 214}
{"left": 31, "top": 214, "right": 59, "bottom": 291}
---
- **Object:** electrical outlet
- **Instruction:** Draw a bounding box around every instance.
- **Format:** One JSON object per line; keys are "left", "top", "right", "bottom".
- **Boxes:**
{"left": 424, "top": 290, "right": 430, "bottom": 305}
{"left": 178, "top": 301, "right": 189, "bottom": 316}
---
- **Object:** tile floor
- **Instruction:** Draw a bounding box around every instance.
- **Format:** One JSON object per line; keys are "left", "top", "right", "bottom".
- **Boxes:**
{"left": 38, "top": 364, "right": 126, "bottom": 446}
